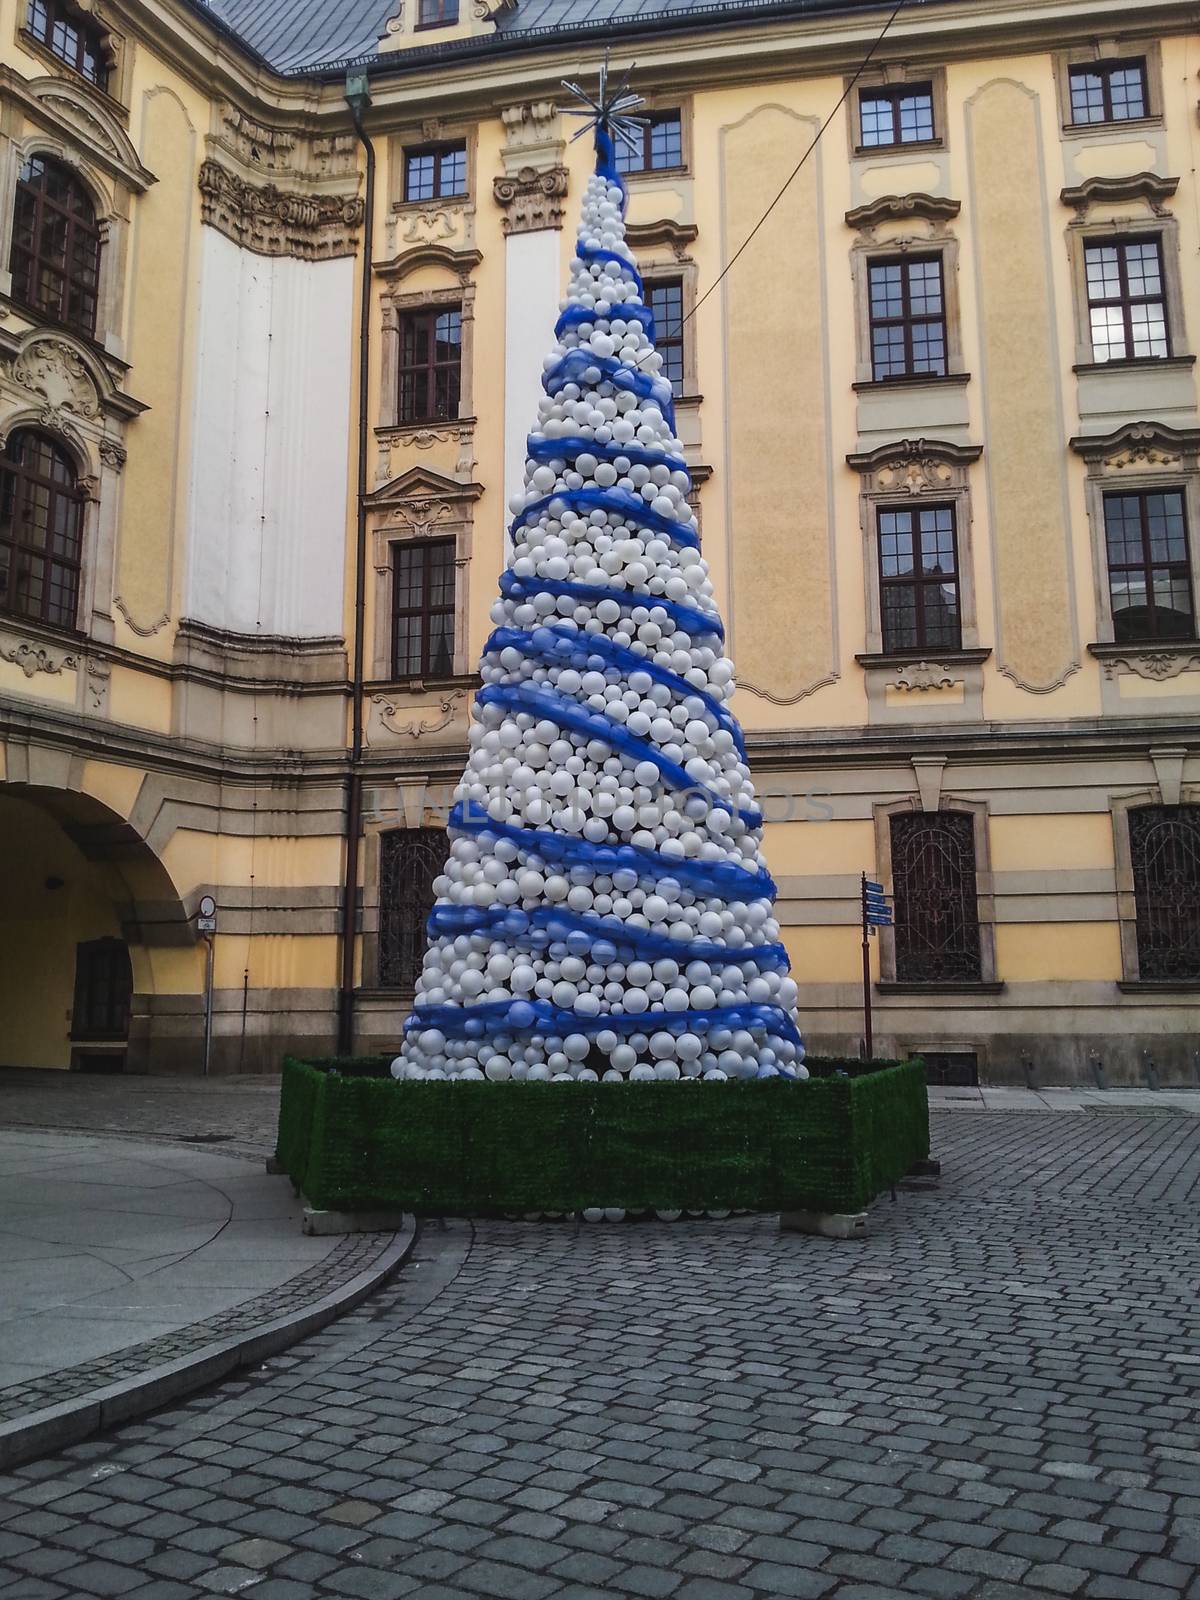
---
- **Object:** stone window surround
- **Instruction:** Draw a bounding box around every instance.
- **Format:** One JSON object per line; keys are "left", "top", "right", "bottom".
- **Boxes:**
{"left": 627, "top": 219, "right": 700, "bottom": 401}
{"left": 367, "top": 469, "right": 481, "bottom": 684}
{"left": 1070, "top": 420, "right": 1200, "bottom": 653}
{"left": 845, "top": 63, "right": 948, "bottom": 160}
{"left": 847, "top": 437, "right": 985, "bottom": 660}
{"left": 14, "top": 0, "right": 132, "bottom": 114}
{"left": 1052, "top": 36, "right": 1164, "bottom": 136}
{"left": 1110, "top": 781, "right": 1200, "bottom": 989}
{"left": 378, "top": 269, "right": 478, "bottom": 434}
{"left": 846, "top": 196, "right": 965, "bottom": 389}
{"left": 617, "top": 93, "right": 693, "bottom": 181}
{"left": 872, "top": 791, "right": 1000, "bottom": 991}
{"left": 388, "top": 116, "right": 477, "bottom": 213}
{"left": 1061, "top": 175, "right": 1189, "bottom": 372}
{"left": 0, "top": 328, "right": 141, "bottom": 651}
{"left": 0, "top": 134, "right": 125, "bottom": 353}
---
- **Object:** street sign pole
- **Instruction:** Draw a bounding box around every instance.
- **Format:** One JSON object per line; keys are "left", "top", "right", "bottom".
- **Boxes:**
{"left": 861, "top": 872, "right": 873, "bottom": 1062}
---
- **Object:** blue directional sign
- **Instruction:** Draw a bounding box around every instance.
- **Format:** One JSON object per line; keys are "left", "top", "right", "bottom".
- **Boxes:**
{"left": 863, "top": 879, "right": 893, "bottom": 928}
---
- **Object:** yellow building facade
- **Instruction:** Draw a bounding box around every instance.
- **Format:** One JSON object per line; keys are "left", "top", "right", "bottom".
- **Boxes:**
{"left": 0, "top": 0, "right": 1196, "bottom": 1081}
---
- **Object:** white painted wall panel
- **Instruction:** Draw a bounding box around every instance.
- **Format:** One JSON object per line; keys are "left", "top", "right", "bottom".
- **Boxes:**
{"left": 504, "top": 229, "right": 561, "bottom": 531}
{"left": 184, "top": 229, "right": 353, "bottom": 640}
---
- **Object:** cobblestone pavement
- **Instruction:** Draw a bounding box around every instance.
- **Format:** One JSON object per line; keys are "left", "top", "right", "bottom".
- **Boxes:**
{"left": 0, "top": 1070, "right": 280, "bottom": 1155}
{"left": 1, "top": 1108, "right": 1199, "bottom": 1599}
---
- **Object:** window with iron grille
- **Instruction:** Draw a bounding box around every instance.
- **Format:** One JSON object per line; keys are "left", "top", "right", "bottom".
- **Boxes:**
{"left": 868, "top": 254, "right": 947, "bottom": 380}
{"left": 10, "top": 154, "right": 101, "bottom": 336}
{"left": 646, "top": 279, "right": 685, "bottom": 398}
{"left": 416, "top": 0, "right": 458, "bottom": 24}
{"left": 890, "top": 811, "right": 982, "bottom": 983}
{"left": 0, "top": 429, "right": 85, "bottom": 631}
{"left": 72, "top": 938, "right": 132, "bottom": 1039}
{"left": 392, "top": 537, "right": 456, "bottom": 679}
{"left": 25, "top": 0, "right": 110, "bottom": 89}
{"left": 404, "top": 143, "right": 467, "bottom": 203}
{"left": 614, "top": 112, "right": 684, "bottom": 174}
{"left": 858, "top": 84, "right": 935, "bottom": 148}
{"left": 878, "top": 504, "right": 962, "bottom": 653}
{"left": 397, "top": 306, "right": 462, "bottom": 424}
{"left": 1084, "top": 237, "right": 1169, "bottom": 362}
{"left": 379, "top": 828, "right": 446, "bottom": 989}
{"left": 1103, "top": 490, "right": 1194, "bottom": 643}
{"left": 1129, "top": 806, "right": 1200, "bottom": 981}
{"left": 1069, "top": 59, "right": 1148, "bottom": 125}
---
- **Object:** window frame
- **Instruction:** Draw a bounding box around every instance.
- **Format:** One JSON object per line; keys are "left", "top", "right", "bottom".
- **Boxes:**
{"left": 8, "top": 151, "right": 102, "bottom": 339}
{"left": 402, "top": 141, "right": 468, "bottom": 205}
{"left": 22, "top": 0, "right": 112, "bottom": 92}
{"left": 866, "top": 251, "right": 948, "bottom": 383}
{"left": 857, "top": 82, "right": 937, "bottom": 152}
{"left": 390, "top": 535, "right": 457, "bottom": 682}
{"left": 0, "top": 426, "right": 86, "bottom": 634}
{"left": 1067, "top": 57, "right": 1149, "bottom": 127}
{"left": 614, "top": 111, "right": 685, "bottom": 177}
{"left": 396, "top": 303, "right": 463, "bottom": 426}
{"left": 876, "top": 501, "right": 963, "bottom": 656}
{"left": 644, "top": 275, "right": 686, "bottom": 400}
{"left": 415, "top": 0, "right": 458, "bottom": 28}
{"left": 1054, "top": 40, "right": 1164, "bottom": 135}
{"left": 1083, "top": 234, "right": 1170, "bottom": 365}
{"left": 1126, "top": 804, "right": 1200, "bottom": 983}
{"left": 1101, "top": 487, "right": 1195, "bottom": 645}
{"left": 71, "top": 935, "right": 132, "bottom": 1040}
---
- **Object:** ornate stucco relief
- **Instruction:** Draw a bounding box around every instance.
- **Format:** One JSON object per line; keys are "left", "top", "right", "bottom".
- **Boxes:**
{"left": 493, "top": 166, "right": 569, "bottom": 235}
{"left": 198, "top": 161, "right": 365, "bottom": 260}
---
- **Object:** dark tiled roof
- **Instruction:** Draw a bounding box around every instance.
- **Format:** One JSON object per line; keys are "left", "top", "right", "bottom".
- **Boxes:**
{"left": 194, "top": 0, "right": 897, "bottom": 76}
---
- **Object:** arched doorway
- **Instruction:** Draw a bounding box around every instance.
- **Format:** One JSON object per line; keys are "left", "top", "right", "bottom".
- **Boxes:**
{"left": 0, "top": 783, "right": 192, "bottom": 1071}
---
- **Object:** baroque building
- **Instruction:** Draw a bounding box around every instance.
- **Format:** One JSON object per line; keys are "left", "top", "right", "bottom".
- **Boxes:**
{"left": 0, "top": 0, "right": 1197, "bottom": 1082}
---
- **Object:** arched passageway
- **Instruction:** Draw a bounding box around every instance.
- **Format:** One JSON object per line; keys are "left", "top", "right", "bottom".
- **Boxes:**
{"left": 0, "top": 784, "right": 192, "bottom": 1070}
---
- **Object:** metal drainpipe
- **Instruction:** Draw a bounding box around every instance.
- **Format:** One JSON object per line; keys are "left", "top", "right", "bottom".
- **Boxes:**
{"left": 338, "top": 77, "right": 376, "bottom": 1058}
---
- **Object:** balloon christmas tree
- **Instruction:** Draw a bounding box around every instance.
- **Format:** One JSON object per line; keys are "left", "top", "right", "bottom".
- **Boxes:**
{"left": 393, "top": 66, "right": 804, "bottom": 1087}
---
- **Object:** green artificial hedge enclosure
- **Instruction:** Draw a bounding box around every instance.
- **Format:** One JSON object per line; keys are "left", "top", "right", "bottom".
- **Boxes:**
{"left": 276, "top": 1055, "right": 929, "bottom": 1218}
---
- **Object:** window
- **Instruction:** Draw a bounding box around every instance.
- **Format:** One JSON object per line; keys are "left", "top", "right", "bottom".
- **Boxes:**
{"left": 416, "top": 0, "right": 458, "bottom": 25}
{"left": 25, "top": 0, "right": 109, "bottom": 89}
{"left": 72, "top": 938, "right": 132, "bottom": 1039}
{"left": 397, "top": 306, "right": 462, "bottom": 424}
{"left": 1069, "top": 59, "right": 1148, "bottom": 125}
{"left": 868, "top": 255, "right": 947, "bottom": 380}
{"left": 1084, "top": 238, "right": 1169, "bottom": 363}
{"left": 10, "top": 154, "right": 101, "bottom": 337}
{"left": 859, "top": 84, "right": 935, "bottom": 148}
{"left": 1103, "top": 490, "right": 1194, "bottom": 643}
{"left": 890, "top": 812, "right": 982, "bottom": 983}
{"left": 404, "top": 144, "right": 467, "bottom": 203}
{"left": 379, "top": 828, "right": 446, "bottom": 989}
{"left": 615, "top": 112, "right": 683, "bottom": 175}
{"left": 878, "top": 505, "right": 961, "bottom": 653}
{"left": 1129, "top": 806, "right": 1200, "bottom": 981}
{"left": 647, "top": 279, "right": 684, "bottom": 398}
{"left": 0, "top": 430, "right": 85, "bottom": 631}
{"left": 392, "top": 538, "right": 455, "bottom": 679}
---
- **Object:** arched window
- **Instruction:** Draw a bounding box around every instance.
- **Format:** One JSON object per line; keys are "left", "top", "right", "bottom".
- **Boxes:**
{"left": 0, "top": 430, "right": 85, "bottom": 630}
{"left": 10, "top": 154, "right": 101, "bottom": 336}
{"left": 25, "top": 0, "right": 111, "bottom": 90}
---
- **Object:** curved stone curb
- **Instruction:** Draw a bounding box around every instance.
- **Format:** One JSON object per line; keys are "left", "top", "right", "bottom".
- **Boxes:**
{"left": 0, "top": 1217, "right": 417, "bottom": 1471}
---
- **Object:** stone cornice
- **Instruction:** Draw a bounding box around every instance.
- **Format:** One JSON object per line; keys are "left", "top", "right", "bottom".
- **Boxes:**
{"left": 625, "top": 219, "right": 700, "bottom": 258}
{"left": 845, "top": 193, "right": 961, "bottom": 232}
{"left": 373, "top": 243, "right": 482, "bottom": 282}
{"left": 846, "top": 437, "right": 984, "bottom": 473}
{"left": 197, "top": 159, "right": 364, "bottom": 259}
{"left": 1069, "top": 419, "right": 1200, "bottom": 466}
{"left": 1060, "top": 172, "right": 1179, "bottom": 218}
{"left": 0, "top": 66, "right": 156, "bottom": 192}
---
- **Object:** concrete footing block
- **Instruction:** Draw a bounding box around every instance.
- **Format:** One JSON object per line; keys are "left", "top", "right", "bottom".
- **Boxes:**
{"left": 779, "top": 1210, "right": 869, "bottom": 1240}
{"left": 264, "top": 1156, "right": 284, "bottom": 1174}
{"left": 302, "top": 1207, "right": 411, "bottom": 1236}
{"left": 900, "top": 1157, "right": 942, "bottom": 1192}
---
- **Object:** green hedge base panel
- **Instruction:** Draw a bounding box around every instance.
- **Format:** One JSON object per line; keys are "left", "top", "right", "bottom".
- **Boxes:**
{"left": 276, "top": 1056, "right": 930, "bottom": 1219}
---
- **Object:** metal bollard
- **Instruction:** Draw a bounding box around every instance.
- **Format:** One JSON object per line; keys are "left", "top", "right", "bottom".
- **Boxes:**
{"left": 1089, "top": 1048, "right": 1106, "bottom": 1090}
{"left": 1020, "top": 1049, "right": 1035, "bottom": 1090}
{"left": 1144, "top": 1049, "right": 1159, "bottom": 1092}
